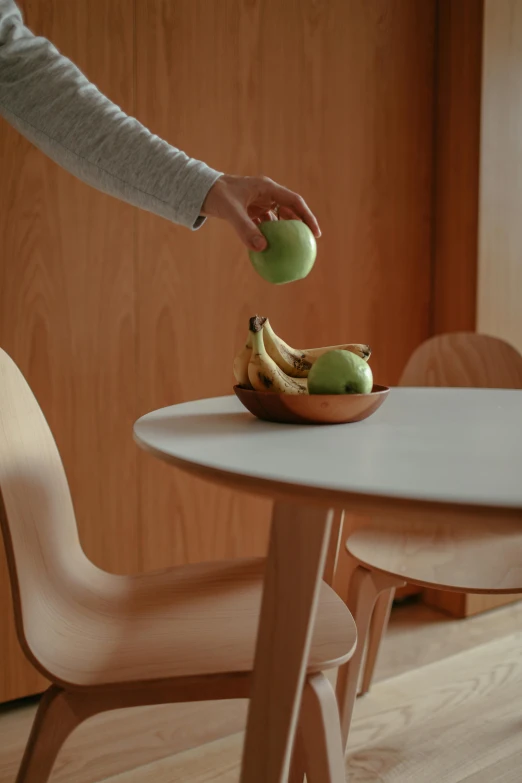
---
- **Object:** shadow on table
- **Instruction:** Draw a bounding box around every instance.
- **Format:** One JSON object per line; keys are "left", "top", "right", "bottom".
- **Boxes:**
{"left": 137, "top": 410, "right": 301, "bottom": 439}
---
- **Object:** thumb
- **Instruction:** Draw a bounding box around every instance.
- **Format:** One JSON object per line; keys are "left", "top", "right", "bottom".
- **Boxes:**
{"left": 229, "top": 206, "right": 268, "bottom": 251}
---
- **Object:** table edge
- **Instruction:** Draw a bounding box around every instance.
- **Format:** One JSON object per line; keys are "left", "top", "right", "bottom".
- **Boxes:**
{"left": 133, "top": 431, "right": 522, "bottom": 522}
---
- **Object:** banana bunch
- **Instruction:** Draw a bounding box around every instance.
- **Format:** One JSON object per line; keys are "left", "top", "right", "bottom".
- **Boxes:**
{"left": 234, "top": 315, "right": 371, "bottom": 395}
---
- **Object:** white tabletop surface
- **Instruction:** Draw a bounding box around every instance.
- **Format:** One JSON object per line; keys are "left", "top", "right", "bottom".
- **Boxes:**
{"left": 134, "top": 388, "right": 522, "bottom": 511}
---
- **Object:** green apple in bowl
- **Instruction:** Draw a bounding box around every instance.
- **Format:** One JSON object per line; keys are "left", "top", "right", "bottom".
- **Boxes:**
{"left": 308, "top": 349, "right": 373, "bottom": 395}
{"left": 248, "top": 220, "right": 317, "bottom": 285}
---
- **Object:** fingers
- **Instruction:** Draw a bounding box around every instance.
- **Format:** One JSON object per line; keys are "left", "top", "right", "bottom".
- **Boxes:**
{"left": 205, "top": 174, "right": 321, "bottom": 251}
{"left": 229, "top": 205, "right": 268, "bottom": 251}
{"left": 252, "top": 210, "right": 276, "bottom": 226}
{"left": 262, "top": 179, "right": 321, "bottom": 238}
{"left": 277, "top": 205, "right": 299, "bottom": 221}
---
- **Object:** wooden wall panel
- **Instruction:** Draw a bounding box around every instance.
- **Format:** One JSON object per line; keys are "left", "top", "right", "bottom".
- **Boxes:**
{"left": 0, "top": 0, "right": 438, "bottom": 701}
{"left": 444, "top": 0, "right": 522, "bottom": 621}
{"left": 0, "top": 0, "right": 138, "bottom": 701}
{"left": 424, "top": 589, "right": 522, "bottom": 619}
{"left": 432, "top": 0, "right": 483, "bottom": 334}
{"left": 477, "top": 0, "right": 522, "bottom": 356}
{"left": 135, "top": 0, "right": 436, "bottom": 570}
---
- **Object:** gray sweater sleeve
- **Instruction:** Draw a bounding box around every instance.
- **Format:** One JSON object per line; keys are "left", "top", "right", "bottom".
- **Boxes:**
{"left": 0, "top": 0, "right": 222, "bottom": 229}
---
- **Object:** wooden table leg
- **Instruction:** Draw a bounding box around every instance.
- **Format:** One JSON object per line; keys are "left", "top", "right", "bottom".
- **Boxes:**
{"left": 240, "top": 501, "right": 333, "bottom": 783}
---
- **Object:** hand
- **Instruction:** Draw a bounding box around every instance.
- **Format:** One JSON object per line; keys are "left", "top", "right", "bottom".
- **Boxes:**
{"left": 202, "top": 174, "right": 321, "bottom": 251}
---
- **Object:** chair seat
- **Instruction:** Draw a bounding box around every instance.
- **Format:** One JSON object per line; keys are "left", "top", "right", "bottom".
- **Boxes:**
{"left": 30, "top": 557, "right": 356, "bottom": 689}
{"left": 346, "top": 512, "right": 522, "bottom": 593}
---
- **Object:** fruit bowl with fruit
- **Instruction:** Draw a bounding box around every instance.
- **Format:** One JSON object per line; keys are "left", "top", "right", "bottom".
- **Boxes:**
{"left": 233, "top": 316, "right": 389, "bottom": 425}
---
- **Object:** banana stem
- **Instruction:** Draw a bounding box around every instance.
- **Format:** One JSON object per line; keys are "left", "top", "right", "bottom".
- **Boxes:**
{"left": 249, "top": 315, "right": 267, "bottom": 333}
{"left": 249, "top": 325, "right": 265, "bottom": 356}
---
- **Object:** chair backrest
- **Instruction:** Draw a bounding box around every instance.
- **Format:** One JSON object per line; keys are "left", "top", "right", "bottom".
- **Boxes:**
{"left": 399, "top": 332, "right": 522, "bottom": 389}
{"left": 0, "top": 348, "right": 89, "bottom": 669}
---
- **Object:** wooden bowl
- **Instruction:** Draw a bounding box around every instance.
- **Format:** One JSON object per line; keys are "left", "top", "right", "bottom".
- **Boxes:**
{"left": 233, "top": 384, "right": 390, "bottom": 425}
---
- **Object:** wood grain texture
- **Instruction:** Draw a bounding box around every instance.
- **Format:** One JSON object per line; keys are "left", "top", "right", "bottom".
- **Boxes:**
{"left": 478, "top": 0, "right": 522, "bottom": 358}
{"left": 0, "top": 347, "right": 356, "bottom": 782}
{"left": 0, "top": 350, "right": 352, "bottom": 681}
{"left": 1, "top": 0, "right": 437, "bottom": 704}
{"left": 240, "top": 503, "right": 337, "bottom": 783}
{"left": 401, "top": 332, "right": 522, "bottom": 616}
{"left": 0, "top": 698, "right": 248, "bottom": 783}
{"left": 14, "top": 687, "right": 90, "bottom": 783}
{"left": 0, "top": 0, "right": 138, "bottom": 704}
{"left": 5, "top": 599, "right": 522, "bottom": 783}
{"left": 134, "top": 0, "right": 436, "bottom": 570}
{"left": 0, "top": 552, "right": 45, "bottom": 706}
{"left": 288, "top": 730, "right": 307, "bottom": 783}
{"left": 400, "top": 332, "right": 522, "bottom": 389}
{"left": 1, "top": 0, "right": 438, "bottom": 704}
{"left": 359, "top": 589, "right": 394, "bottom": 694}
{"left": 431, "top": 0, "right": 483, "bottom": 334}
{"left": 336, "top": 567, "right": 404, "bottom": 749}
{"left": 341, "top": 333, "right": 511, "bottom": 608}
{"left": 0, "top": 0, "right": 50, "bottom": 705}
{"left": 345, "top": 331, "right": 522, "bottom": 697}
{"left": 348, "top": 509, "right": 522, "bottom": 593}
{"left": 323, "top": 509, "right": 345, "bottom": 588}
{"left": 346, "top": 630, "right": 522, "bottom": 782}
{"left": 16, "top": 0, "right": 139, "bottom": 572}
{"left": 134, "top": 388, "right": 522, "bottom": 514}
{"left": 373, "top": 596, "right": 522, "bottom": 684}
{"left": 424, "top": 590, "right": 522, "bottom": 619}
{"left": 101, "top": 732, "right": 244, "bottom": 783}
{"left": 295, "top": 674, "right": 345, "bottom": 783}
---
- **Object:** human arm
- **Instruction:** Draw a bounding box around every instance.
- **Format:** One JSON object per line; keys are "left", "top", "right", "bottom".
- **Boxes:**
{"left": 0, "top": 0, "right": 220, "bottom": 230}
{"left": 0, "top": 0, "right": 320, "bottom": 247}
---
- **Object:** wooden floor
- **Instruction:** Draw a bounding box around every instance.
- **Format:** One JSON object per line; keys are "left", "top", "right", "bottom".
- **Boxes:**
{"left": 2, "top": 598, "right": 522, "bottom": 782}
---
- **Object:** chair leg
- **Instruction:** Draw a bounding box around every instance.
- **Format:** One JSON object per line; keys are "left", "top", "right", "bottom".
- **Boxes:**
{"left": 16, "top": 686, "right": 97, "bottom": 783}
{"left": 323, "top": 509, "right": 345, "bottom": 588}
{"left": 335, "top": 565, "right": 404, "bottom": 751}
{"left": 296, "top": 673, "right": 345, "bottom": 783}
{"left": 288, "top": 728, "right": 307, "bottom": 783}
{"left": 360, "top": 587, "right": 395, "bottom": 695}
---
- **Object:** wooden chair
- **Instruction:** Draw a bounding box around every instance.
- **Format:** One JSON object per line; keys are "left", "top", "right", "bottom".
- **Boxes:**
{"left": 0, "top": 347, "right": 356, "bottom": 783}
{"left": 334, "top": 332, "right": 522, "bottom": 749}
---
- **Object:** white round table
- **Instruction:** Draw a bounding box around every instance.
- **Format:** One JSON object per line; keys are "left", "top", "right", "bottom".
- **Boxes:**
{"left": 134, "top": 387, "right": 522, "bottom": 783}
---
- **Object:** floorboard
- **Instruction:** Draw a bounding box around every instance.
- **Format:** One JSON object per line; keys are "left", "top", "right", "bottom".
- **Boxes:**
{"left": 3, "top": 599, "right": 522, "bottom": 782}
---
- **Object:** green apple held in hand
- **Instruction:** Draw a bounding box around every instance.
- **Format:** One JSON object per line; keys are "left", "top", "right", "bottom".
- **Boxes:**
{"left": 308, "top": 349, "right": 373, "bottom": 395}
{"left": 248, "top": 220, "right": 317, "bottom": 285}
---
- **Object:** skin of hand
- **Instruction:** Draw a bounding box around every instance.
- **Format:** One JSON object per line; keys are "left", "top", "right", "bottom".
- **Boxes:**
{"left": 202, "top": 174, "right": 321, "bottom": 251}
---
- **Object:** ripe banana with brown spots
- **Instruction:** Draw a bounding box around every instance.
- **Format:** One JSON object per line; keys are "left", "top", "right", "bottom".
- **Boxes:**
{"left": 263, "top": 318, "right": 371, "bottom": 378}
{"left": 247, "top": 316, "right": 306, "bottom": 395}
{"left": 233, "top": 332, "right": 252, "bottom": 387}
